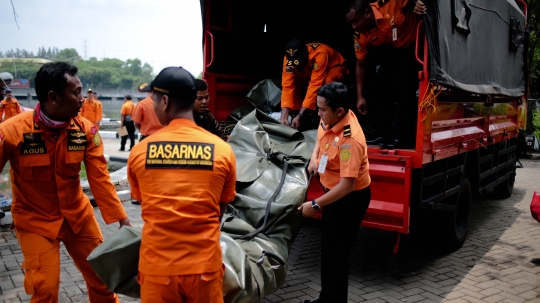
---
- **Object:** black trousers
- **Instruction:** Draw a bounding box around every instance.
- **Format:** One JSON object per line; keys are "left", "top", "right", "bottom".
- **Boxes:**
{"left": 319, "top": 186, "right": 371, "bottom": 302}
{"left": 120, "top": 121, "right": 136, "bottom": 150}
{"left": 365, "top": 45, "right": 420, "bottom": 146}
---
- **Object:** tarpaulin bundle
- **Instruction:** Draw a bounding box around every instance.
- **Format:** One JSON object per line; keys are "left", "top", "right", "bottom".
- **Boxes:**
{"left": 222, "top": 109, "right": 311, "bottom": 302}
{"left": 88, "top": 109, "right": 312, "bottom": 302}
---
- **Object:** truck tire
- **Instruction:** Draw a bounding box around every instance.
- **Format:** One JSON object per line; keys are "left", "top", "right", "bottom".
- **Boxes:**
{"left": 443, "top": 177, "right": 471, "bottom": 251}
{"left": 493, "top": 161, "right": 516, "bottom": 199}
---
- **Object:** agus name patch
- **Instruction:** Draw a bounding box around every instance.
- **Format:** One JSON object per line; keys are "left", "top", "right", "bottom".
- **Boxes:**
{"left": 145, "top": 141, "right": 214, "bottom": 170}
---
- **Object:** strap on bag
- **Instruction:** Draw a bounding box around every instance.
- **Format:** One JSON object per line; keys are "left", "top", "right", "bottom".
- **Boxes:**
{"left": 237, "top": 152, "right": 308, "bottom": 240}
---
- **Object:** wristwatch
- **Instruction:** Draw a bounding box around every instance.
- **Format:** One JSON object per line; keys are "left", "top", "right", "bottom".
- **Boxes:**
{"left": 311, "top": 200, "right": 321, "bottom": 211}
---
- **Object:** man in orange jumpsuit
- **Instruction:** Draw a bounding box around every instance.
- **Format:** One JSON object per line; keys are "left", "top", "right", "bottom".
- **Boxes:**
{"left": 132, "top": 83, "right": 163, "bottom": 141}
{"left": 299, "top": 82, "right": 371, "bottom": 303}
{"left": 80, "top": 88, "right": 101, "bottom": 126}
{"left": 281, "top": 39, "right": 348, "bottom": 130}
{"left": 1, "top": 89, "right": 22, "bottom": 122}
{"left": 0, "top": 62, "right": 132, "bottom": 303}
{"left": 346, "top": 0, "right": 426, "bottom": 148}
{"left": 92, "top": 91, "right": 103, "bottom": 127}
{"left": 119, "top": 95, "right": 136, "bottom": 151}
{"left": 128, "top": 66, "right": 237, "bottom": 303}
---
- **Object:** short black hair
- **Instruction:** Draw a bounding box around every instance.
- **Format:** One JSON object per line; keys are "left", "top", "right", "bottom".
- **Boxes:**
{"left": 35, "top": 62, "right": 78, "bottom": 104}
{"left": 317, "top": 82, "right": 351, "bottom": 111}
{"left": 194, "top": 79, "right": 208, "bottom": 91}
{"left": 153, "top": 91, "right": 193, "bottom": 111}
{"left": 348, "top": 0, "right": 372, "bottom": 13}
{"left": 125, "top": 95, "right": 132, "bottom": 100}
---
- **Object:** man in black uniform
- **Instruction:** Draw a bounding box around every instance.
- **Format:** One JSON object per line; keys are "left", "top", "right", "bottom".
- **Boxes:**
{"left": 193, "top": 79, "right": 227, "bottom": 140}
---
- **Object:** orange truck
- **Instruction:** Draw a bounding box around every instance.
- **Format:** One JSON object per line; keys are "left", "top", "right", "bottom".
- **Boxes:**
{"left": 200, "top": 0, "right": 528, "bottom": 250}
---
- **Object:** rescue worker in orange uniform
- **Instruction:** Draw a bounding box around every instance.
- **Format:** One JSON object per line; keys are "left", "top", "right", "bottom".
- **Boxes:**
{"left": 128, "top": 67, "right": 237, "bottom": 303}
{"left": 119, "top": 95, "right": 136, "bottom": 151}
{"left": 299, "top": 82, "right": 371, "bottom": 303}
{"left": 281, "top": 39, "right": 348, "bottom": 130}
{"left": 132, "top": 83, "right": 163, "bottom": 141}
{"left": 193, "top": 79, "right": 227, "bottom": 140}
{"left": 346, "top": 0, "right": 426, "bottom": 149}
{"left": 0, "top": 62, "right": 132, "bottom": 303}
{"left": 92, "top": 91, "right": 103, "bottom": 127}
{"left": 1, "top": 89, "right": 22, "bottom": 122}
{"left": 80, "top": 88, "right": 101, "bottom": 126}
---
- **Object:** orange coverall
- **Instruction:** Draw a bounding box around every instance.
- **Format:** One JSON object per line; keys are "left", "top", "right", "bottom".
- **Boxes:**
{"left": 94, "top": 99, "right": 103, "bottom": 125}
{"left": 281, "top": 43, "right": 348, "bottom": 111}
{"left": 128, "top": 118, "right": 237, "bottom": 303}
{"left": 80, "top": 98, "right": 101, "bottom": 125}
{"left": 354, "top": 0, "right": 420, "bottom": 59}
{"left": 1, "top": 98, "right": 21, "bottom": 121}
{"left": 0, "top": 111, "right": 128, "bottom": 303}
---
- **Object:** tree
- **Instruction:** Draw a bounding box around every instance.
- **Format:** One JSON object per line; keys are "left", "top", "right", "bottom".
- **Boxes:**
{"left": 54, "top": 48, "right": 81, "bottom": 63}
{"left": 1, "top": 47, "right": 155, "bottom": 89}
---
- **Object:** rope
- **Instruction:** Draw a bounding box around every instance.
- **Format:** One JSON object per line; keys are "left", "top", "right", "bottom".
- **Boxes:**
{"left": 419, "top": 84, "right": 440, "bottom": 122}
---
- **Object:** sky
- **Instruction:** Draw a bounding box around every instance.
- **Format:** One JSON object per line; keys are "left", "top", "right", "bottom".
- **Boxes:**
{"left": 1, "top": 0, "right": 204, "bottom": 77}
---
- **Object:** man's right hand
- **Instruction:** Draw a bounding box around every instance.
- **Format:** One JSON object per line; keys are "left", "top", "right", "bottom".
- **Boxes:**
{"left": 357, "top": 97, "right": 367, "bottom": 115}
{"left": 414, "top": 0, "right": 427, "bottom": 14}
{"left": 308, "top": 159, "right": 318, "bottom": 175}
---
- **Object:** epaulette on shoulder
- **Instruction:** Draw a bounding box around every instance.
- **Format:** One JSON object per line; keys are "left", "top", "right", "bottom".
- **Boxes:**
{"left": 343, "top": 125, "right": 351, "bottom": 137}
{"left": 310, "top": 44, "right": 320, "bottom": 50}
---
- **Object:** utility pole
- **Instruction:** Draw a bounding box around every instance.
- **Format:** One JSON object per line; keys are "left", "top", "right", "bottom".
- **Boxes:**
{"left": 11, "top": 56, "right": 17, "bottom": 79}
{"left": 84, "top": 40, "right": 88, "bottom": 60}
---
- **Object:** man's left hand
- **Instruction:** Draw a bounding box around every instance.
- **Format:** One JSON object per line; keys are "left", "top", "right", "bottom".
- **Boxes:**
{"left": 119, "top": 218, "right": 132, "bottom": 228}
{"left": 291, "top": 116, "right": 301, "bottom": 129}
{"left": 414, "top": 0, "right": 426, "bottom": 15}
{"left": 298, "top": 201, "right": 316, "bottom": 218}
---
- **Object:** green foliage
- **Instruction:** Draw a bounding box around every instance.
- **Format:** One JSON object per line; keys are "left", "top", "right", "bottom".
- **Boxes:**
{"left": 0, "top": 47, "right": 154, "bottom": 89}
{"left": 533, "top": 109, "right": 540, "bottom": 139}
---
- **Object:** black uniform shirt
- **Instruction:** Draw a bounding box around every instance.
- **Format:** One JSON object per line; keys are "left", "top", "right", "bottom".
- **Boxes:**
{"left": 195, "top": 110, "right": 227, "bottom": 141}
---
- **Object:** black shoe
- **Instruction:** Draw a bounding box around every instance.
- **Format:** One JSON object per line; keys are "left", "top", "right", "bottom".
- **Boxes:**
{"left": 131, "top": 200, "right": 140, "bottom": 205}
{"left": 380, "top": 138, "right": 400, "bottom": 149}
{"left": 118, "top": 148, "right": 125, "bottom": 152}
{"left": 366, "top": 136, "right": 385, "bottom": 145}
{"left": 302, "top": 298, "right": 322, "bottom": 303}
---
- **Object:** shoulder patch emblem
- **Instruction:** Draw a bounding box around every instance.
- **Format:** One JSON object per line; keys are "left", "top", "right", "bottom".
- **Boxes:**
{"left": 93, "top": 132, "right": 102, "bottom": 147}
{"left": 340, "top": 149, "right": 351, "bottom": 162}
{"left": 343, "top": 125, "right": 352, "bottom": 137}
{"left": 310, "top": 44, "right": 320, "bottom": 50}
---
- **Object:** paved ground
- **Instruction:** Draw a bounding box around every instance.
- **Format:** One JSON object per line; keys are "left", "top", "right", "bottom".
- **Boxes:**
{"left": 0, "top": 159, "right": 538, "bottom": 302}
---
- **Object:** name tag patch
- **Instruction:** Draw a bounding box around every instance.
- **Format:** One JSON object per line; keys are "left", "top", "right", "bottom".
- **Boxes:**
{"left": 146, "top": 142, "right": 214, "bottom": 170}
{"left": 68, "top": 131, "right": 87, "bottom": 152}
{"left": 21, "top": 133, "right": 47, "bottom": 155}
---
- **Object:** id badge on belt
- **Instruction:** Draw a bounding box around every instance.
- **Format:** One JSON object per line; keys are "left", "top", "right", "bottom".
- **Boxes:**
{"left": 317, "top": 144, "right": 330, "bottom": 174}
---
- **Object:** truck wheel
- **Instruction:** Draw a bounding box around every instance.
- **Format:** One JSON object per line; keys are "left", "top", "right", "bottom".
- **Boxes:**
{"left": 443, "top": 177, "right": 471, "bottom": 251}
{"left": 493, "top": 161, "right": 516, "bottom": 199}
